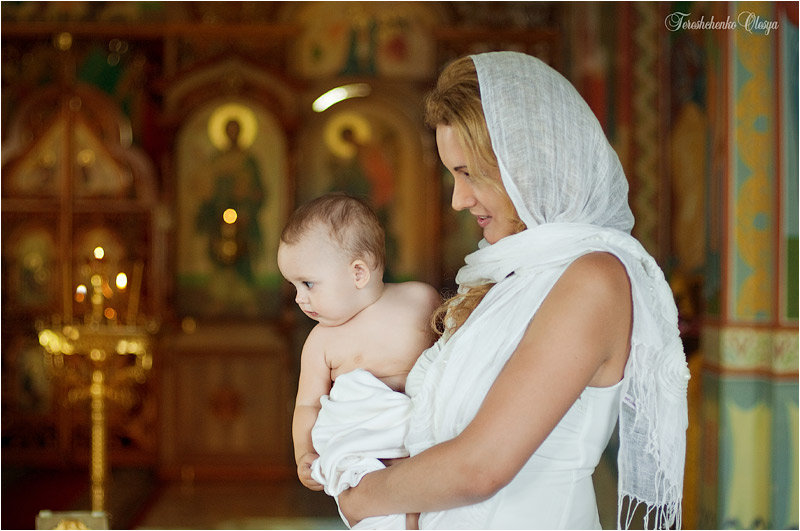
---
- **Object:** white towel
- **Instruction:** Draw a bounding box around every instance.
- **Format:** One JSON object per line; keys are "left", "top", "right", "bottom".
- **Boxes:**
{"left": 311, "top": 369, "right": 411, "bottom": 529}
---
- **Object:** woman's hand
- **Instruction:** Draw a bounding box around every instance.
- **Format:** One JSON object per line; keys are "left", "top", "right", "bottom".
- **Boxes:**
{"left": 297, "top": 452, "right": 324, "bottom": 491}
{"left": 338, "top": 457, "right": 414, "bottom": 527}
{"left": 338, "top": 481, "right": 418, "bottom": 529}
{"left": 337, "top": 486, "right": 362, "bottom": 526}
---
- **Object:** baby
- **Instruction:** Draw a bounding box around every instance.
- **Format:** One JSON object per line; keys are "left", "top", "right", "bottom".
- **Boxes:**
{"left": 277, "top": 192, "right": 439, "bottom": 528}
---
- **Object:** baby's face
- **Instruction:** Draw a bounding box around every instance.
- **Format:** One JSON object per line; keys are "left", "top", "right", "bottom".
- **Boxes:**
{"left": 277, "top": 227, "right": 362, "bottom": 327}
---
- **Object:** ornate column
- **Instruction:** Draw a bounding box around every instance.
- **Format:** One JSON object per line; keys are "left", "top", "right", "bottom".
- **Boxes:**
{"left": 700, "top": 2, "right": 799, "bottom": 528}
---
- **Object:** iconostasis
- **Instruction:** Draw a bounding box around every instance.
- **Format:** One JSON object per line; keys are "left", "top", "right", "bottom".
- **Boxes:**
{"left": 2, "top": 81, "right": 161, "bottom": 465}
{"left": 1, "top": 1, "right": 563, "bottom": 478}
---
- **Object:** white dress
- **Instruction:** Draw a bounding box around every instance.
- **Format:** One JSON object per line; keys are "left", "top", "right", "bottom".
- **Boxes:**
{"left": 485, "top": 382, "right": 621, "bottom": 529}
{"left": 404, "top": 51, "right": 688, "bottom": 529}
{"left": 406, "top": 351, "right": 621, "bottom": 530}
{"left": 469, "top": 51, "right": 688, "bottom": 527}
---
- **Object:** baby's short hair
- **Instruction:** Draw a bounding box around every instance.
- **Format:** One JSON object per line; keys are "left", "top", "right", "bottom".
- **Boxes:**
{"left": 280, "top": 192, "right": 386, "bottom": 272}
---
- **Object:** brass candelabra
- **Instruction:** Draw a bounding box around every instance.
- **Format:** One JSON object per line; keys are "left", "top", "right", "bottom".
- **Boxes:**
{"left": 37, "top": 247, "right": 155, "bottom": 515}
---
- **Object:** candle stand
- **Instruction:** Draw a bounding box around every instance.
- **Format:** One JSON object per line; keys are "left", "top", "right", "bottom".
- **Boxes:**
{"left": 36, "top": 249, "right": 155, "bottom": 527}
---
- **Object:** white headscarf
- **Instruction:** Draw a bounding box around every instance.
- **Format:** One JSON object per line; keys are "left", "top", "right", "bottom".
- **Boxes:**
{"left": 475, "top": 52, "right": 634, "bottom": 233}
{"left": 469, "top": 51, "right": 690, "bottom": 529}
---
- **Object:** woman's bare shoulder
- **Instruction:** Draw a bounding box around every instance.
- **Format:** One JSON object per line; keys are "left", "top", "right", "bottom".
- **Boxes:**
{"left": 387, "top": 281, "right": 441, "bottom": 309}
{"left": 560, "top": 251, "right": 631, "bottom": 301}
{"left": 551, "top": 252, "right": 632, "bottom": 385}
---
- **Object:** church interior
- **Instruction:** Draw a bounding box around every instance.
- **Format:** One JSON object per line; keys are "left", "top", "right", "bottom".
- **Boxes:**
{"left": 1, "top": 1, "right": 797, "bottom": 529}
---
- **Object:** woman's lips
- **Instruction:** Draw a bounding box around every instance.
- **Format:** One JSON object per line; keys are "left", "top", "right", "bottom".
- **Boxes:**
{"left": 476, "top": 215, "right": 491, "bottom": 228}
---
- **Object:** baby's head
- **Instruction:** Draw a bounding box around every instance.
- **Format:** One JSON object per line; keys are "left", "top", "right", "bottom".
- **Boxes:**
{"left": 277, "top": 193, "right": 386, "bottom": 326}
{"left": 280, "top": 192, "right": 385, "bottom": 272}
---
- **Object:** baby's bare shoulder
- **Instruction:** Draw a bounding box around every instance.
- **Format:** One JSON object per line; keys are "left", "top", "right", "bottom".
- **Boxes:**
{"left": 304, "top": 322, "right": 335, "bottom": 348}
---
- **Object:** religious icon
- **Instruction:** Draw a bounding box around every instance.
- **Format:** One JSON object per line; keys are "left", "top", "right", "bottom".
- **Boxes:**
{"left": 9, "top": 227, "right": 56, "bottom": 309}
{"left": 194, "top": 103, "right": 266, "bottom": 312}
{"left": 290, "top": 3, "right": 437, "bottom": 79}
{"left": 323, "top": 111, "right": 400, "bottom": 277}
{"left": 324, "top": 111, "right": 395, "bottom": 208}
{"left": 197, "top": 104, "right": 266, "bottom": 282}
{"left": 176, "top": 100, "right": 286, "bottom": 319}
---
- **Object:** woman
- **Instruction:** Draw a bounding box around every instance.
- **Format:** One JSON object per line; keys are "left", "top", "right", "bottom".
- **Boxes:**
{"left": 339, "top": 51, "right": 690, "bottom": 530}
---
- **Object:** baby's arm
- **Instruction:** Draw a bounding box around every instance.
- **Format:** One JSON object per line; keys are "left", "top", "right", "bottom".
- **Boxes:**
{"left": 292, "top": 327, "right": 332, "bottom": 490}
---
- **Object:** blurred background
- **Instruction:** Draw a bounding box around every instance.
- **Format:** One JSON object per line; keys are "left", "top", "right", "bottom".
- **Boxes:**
{"left": 1, "top": 1, "right": 797, "bottom": 529}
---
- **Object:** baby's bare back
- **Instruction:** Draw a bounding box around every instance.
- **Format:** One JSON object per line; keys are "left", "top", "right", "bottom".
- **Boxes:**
{"left": 325, "top": 282, "right": 438, "bottom": 392}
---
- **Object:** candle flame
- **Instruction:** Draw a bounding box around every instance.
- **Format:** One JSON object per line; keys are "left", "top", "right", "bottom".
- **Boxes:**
{"left": 223, "top": 208, "right": 238, "bottom": 224}
{"left": 75, "top": 284, "right": 87, "bottom": 302}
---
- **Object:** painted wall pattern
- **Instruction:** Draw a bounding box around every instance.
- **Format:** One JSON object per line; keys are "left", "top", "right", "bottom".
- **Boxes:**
{"left": 709, "top": 3, "right": 799, "bottom": 529}
{"left": 630, "top": 2, "right": 662, "bottom": 259}
{"left": 781, "top": 12, "right": 799, "bottom": 322}
{"left": 730, "top": 3, "right": 775, "bottom": 323}
{"left": 713, "top": 327, "right": 800, "bottom": 374}
{"left": 702, "top": 325, "right": 799, "bottom": 529}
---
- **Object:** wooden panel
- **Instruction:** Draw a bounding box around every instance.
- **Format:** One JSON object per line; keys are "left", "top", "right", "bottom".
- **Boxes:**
{"left": 159, "top": 324, "right": 294, "bottom": 479}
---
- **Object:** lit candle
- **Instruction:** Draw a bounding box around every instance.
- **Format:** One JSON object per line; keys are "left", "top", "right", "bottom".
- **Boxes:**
{"left": 223, "top": 208, "right": 238, "bottom": 224}
{"left": 75, "top": 284, "right": 87, "bottom": 303}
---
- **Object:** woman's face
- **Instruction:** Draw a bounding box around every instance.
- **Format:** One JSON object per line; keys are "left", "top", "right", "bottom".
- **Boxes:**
{"left": 436, "top": 125, "right": 518, "bottom": 244}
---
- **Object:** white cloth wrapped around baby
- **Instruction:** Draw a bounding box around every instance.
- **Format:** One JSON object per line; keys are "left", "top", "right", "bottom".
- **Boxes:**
{"left": 310, "top": 368, "right": 412, "bottom": 529}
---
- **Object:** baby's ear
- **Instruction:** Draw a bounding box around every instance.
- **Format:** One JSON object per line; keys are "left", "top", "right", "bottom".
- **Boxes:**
{"left": 351, "top": 259, "right": 371, "bottom": 289}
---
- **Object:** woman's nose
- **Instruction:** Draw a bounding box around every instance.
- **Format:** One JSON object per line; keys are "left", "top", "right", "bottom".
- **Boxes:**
{"left": 451, "top": 176, "right": 476, "bottom": 211}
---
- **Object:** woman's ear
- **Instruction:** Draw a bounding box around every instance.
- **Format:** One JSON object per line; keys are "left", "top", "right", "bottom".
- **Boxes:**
{"left": 351, "top": 259, "right": 371, "bottom": 289}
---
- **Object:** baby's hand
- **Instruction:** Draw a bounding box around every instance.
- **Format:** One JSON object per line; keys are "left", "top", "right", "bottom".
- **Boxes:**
{"left": 297, "top": 452, "right": 324, "bottom": 491}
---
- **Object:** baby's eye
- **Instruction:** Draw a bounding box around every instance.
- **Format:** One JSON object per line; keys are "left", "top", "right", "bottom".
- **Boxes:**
{"left": 302, "top": 281, "right": 314, "bottom": 289}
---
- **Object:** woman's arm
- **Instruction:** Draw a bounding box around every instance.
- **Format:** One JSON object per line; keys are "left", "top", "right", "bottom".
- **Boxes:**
{"left": 339, "top": 252, "right": 632, "bottom": 522}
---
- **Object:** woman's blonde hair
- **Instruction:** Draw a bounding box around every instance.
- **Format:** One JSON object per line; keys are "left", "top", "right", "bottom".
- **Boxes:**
{"left": 424, "top": 56, "right": 526, "bottom": 337}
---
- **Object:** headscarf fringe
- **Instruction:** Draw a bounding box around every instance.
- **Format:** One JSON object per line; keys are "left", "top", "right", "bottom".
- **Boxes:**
{"left": 618, "top": 494, "right": 682, "bottom": 530}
